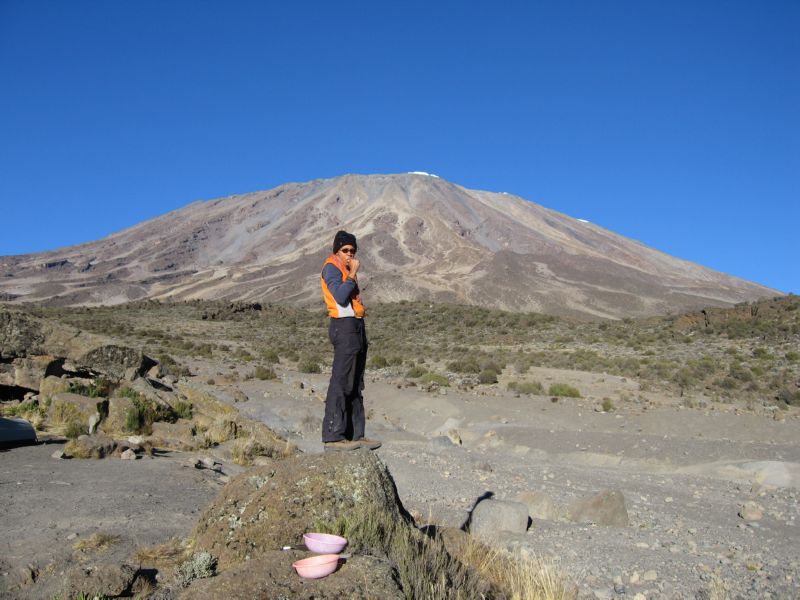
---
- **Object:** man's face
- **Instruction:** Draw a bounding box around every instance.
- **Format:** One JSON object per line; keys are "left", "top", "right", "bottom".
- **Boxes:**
{"left": 337, "top": 245, "right": 356, "bottom": 264}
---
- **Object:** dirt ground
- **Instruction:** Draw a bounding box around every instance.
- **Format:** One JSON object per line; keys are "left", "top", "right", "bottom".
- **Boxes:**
{"left": 2, "top": 361, "right": 799, "bottom": 599}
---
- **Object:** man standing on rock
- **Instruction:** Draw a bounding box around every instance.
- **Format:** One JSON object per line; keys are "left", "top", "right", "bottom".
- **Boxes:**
{"left": 320, "top": 230, "right": 381, "bottom": 451}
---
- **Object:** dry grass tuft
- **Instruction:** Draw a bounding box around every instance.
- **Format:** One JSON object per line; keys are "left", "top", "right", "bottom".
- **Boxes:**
{"left": 231, "top": 437, "right": 295, "bottom": 466}
{"left": 133, "top": 537, "right": 193, "bottom": 568}
{"left": 449, "top": 534, "right": 577, "bottom": 600}
{"left": 73, "top": 532, "right": 121, "bottom": 553}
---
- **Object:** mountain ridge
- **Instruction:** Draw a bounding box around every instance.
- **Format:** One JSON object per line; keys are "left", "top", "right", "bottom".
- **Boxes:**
{"left": 0, "top": 173, "right": 778, "bottom": 319}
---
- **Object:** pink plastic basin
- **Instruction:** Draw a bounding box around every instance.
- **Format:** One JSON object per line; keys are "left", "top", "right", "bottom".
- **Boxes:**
{"left": 303, "top": 532, "right": 348, "bottom": 554}
{"left": 292, "top": 554, "right": 340, "bottom": 579}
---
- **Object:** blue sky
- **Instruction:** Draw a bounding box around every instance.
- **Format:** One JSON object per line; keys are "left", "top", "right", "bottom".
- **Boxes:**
{"left": 1, "top": 1, "right": 798, "bottom": 293}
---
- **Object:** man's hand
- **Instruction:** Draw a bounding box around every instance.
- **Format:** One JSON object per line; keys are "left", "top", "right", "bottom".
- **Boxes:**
{"left": 347, "top": 258, "right": 360, "bottom": 278}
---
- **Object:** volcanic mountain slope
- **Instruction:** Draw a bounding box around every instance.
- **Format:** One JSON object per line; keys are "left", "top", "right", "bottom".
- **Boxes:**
{"left": 0, "top": 173, "right": 778, "bottom": 318}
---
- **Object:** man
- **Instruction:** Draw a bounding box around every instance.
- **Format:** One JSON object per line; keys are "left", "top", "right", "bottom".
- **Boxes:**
{"left": 320, "top": 230, "right": 381, "bottom": 451}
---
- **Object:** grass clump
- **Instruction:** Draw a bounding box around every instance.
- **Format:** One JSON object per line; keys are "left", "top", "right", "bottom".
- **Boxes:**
{"left": 231, "top": 437, "right": 294, "bottom": 466}
{"left": 406, "top": 365, "right": 427, "bottom": 378}
{"left": 508, "top": 381, "right": 545, "bottom": 395}
{"left": 601, "top": 398, "right": 615, "bottom": 412}
{"left": 253, "top": 365, "right": 277, "bottom": 380}
{"left": 298, "top": 358, "right": 321, "bottom": 374}
{"left": 421, "top": 372, "right": 450, "bottom": 387}
{"left": 548, "top": 383, "right": 581, "bottom": 398}
{"left": 117, "top": 387, "right": 178, "bottom": 434}
{"left": 478, "top": 369, "right": 499, "bottom": 384}
{"left": 67, "top": 379, "right": 113, "bottom": 398}
{"left": 73, "top": 532, "right": 121, "bottom": 553}
{"left": 454, "top": 536, "right": 577, "bottom": 600}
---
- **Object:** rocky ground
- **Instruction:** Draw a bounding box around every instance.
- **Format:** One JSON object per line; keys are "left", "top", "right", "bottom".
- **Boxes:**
{"left": 1, "top": 305, "right": 799, "bottom": 599}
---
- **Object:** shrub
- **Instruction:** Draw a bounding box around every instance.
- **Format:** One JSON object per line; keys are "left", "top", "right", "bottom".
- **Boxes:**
{"left": 548, "top": 383, "right": 581, "bottom": 398}
{"left": 173, "top": 400, "right": 193, "bottom": 419}
{"left": 447, "top": 359, "right": 481, "bottom": 374}
{"left": 254, "top": 365, "right": 277, "bottom": 380}
{"left": 405, "top": 365, "right": 427, "bottom": 378}
{"left": 175, "top": 552, "right": 216, "bottom": 588}
{"left": 508, "top": 380, "right": 544, "bottom": 395}
{"left": 478, "top": 369, "right": 499, "bottom": 384}
{"left": 601, "top": 398, "right": 615, "bottom": 412}
{"left": 785, "top": 351, "right": 800, "bottom": 362}
{"left": 68, "top": 378, "right": 113, "bottom": 398}
{"left": 298, "top": 359, "right": 321, "bottom": 374}
{"left": 64, "top": 420, "right": 85, "bottom": 439}
{"left": 421, "top": 372, "right": 450, "bottom": 387}
{"left": 260, "top": 349, "right": 280, "bottom": 364}
{"left": 369, "top": 355, "right": 389, "bottom": 369}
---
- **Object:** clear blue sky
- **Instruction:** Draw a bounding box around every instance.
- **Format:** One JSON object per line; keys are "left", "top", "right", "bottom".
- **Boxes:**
{"left": 1, "top": 1, "right": 798, "bottom": 293}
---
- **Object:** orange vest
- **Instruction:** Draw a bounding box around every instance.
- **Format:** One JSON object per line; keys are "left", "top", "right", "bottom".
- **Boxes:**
{"left": 321, "top": 255, "right": 365, "bottom": 318}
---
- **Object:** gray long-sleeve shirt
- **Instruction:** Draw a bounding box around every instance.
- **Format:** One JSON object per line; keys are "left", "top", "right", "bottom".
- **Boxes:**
{"left": 322, "top": 263, "right": 359, "bottom": 307}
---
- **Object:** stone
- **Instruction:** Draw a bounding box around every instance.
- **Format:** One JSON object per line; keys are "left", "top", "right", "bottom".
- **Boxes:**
{"left": 0, "top": 309, "right": 46, "bottom": 358}
{"left": 149, "top": 420, "right": 198, "bottom": 451}
{"left": 567, "top": 489, "right": 629, "bottom": 527}
{"left": 642, "top": 569, "right": 657, "bottom": 581}
{"left": 38, "top": 376, "right": 70, "bottom": 401}
{"left": 99, "top": 397, "right": 134, "bottom": 435}
{"left": 469, "top": 499, "right": 530, "bottom": 538}
{"left": 51, "top": 449, "right": 65, "bottom": 460}
{"left": 61, "top": 563, "right": 140, "bottom": 598}
{"left": 77, "top": 344, "right": 156, "bottom": 381}
{"left": 447, "top": 429, "right": 462, "bottom": 445}
{"left": 64, "top": 435, "right": 117, "bottom": 459}
{"left": 739, "top": 501, "right": 764, "bottom": 521}
{"left": 13, "top": 356, "right": 58, "bottom": 391}
{"left": 88, "top": 413, "right": 100, "bottom": 435}
{"left": 48, "top": 392, "right": 108, "bottom": 433}
{"left": 515, "top": 490, "right": 559, "bottom": 521}
{"left": 120, "top": 448, "right": 137, "bottom": 460}
{"left": 177, "top": 552, "right": 403, "bottom": 600}
{"left": 191, "top": 452, "right": 406, "bottom": 570}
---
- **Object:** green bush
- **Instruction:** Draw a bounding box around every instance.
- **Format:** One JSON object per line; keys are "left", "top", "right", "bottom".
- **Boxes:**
{"left": 254, "top": 365, "right": 277, "bottom": 380}
{"left": 173, "top": 400, "right": 193, "bottom": 419}
{"left": 507, "top": 380, "right": 544, "bottom": 395}
{"left": 67, "top": 379, "right": 113, "bottom": 398}
{"left": 601, "top": 397, "right": 615, "bottom": 412}
{"left": 260, "top": 349, "right": 280, "bottom": 364}
{"left": 421, "top": 372, "right": 450, "bottom": 387}
{"left": 405, "top": 365, "right": 427, "bottom": 378}
{"left": 478, "top": 369, "right": 498, "bottom": 384}
{"left": 446, "top": 359, "right": 480, "bottom": 374}
{"left": 299, "top": 359, "right": 321, "bottom": 374}
{"left": 548, "top": 383, "right": 581, "bottom": 398}
{"left": 369, "top": 355, "right": 389, "bottom": 369}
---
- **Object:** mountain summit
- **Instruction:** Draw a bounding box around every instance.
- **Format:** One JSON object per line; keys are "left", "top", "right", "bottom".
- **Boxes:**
{"left": 0, "top": 173, "right": 776, "bottom": 318}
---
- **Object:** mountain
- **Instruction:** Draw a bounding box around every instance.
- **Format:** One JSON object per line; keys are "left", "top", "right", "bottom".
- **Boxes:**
{"left": 0, "top": 173, "right": 778, "bottom": 319}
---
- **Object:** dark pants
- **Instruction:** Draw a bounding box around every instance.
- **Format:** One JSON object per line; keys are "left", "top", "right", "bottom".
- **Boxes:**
{"left": 322, "top": 317, "right": 368, "bottom": 443}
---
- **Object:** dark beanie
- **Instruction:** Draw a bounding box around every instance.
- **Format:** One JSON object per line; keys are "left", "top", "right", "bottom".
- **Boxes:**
{"left": 332, "top": 230, "right": 357, "bottom": 254}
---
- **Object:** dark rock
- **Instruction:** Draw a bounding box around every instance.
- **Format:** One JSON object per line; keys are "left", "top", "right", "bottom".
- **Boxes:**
{"left": 61, "top": 563, "right": 140, "bottom": 598}
{"left": 77, "top": 344, "right": 157, "bottom": 381}
{"left": 0, "top": 310, "right": 46, "bottom": 358}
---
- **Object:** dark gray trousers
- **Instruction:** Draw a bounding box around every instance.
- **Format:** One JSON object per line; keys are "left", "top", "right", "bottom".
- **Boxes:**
{"left": 322, "top": 317, "right": 367, "bottom": 443}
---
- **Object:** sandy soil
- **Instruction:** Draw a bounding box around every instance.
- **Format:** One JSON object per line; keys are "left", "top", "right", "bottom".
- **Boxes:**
{"left": 2, "top": 362, "right": 799, "bottom": 599}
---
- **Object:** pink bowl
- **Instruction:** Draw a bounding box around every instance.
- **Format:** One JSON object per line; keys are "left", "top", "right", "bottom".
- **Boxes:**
{"left": 292, "top": 554, "right": 340, "bottom": 579}
{"left": 303, "top": 532, "right": 348, "bottom": 554}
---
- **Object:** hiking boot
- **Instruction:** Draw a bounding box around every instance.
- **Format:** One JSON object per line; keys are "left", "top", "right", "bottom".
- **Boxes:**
{"left": 354, "top": 437, "right": 382, "bottom": 450}
{"left": 323, "top": 439, "right": 361, "bottom": 451}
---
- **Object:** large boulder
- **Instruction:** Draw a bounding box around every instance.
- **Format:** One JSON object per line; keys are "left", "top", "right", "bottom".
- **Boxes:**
{"left": 77, "top": 344, "right": 156, "bottom": 381}
{"left": 191, "top": 451, "right": 405, "bottom": 570}
{"left": 99, "top": 397, "right": 135, "bottom": 435}
{"left": 0, "top": 309, "right": 46, "bottom": 358}
{"left": 48, "top": 392, "right": 108, "bottom": 435}
{"left": 13, "top": 356, "right": 59, "bottom": 390}
{"left": 567, "top": 489, "right": 629, "bottom": 527}
{"left": 469, "top": 499, "right": 530, "bottom": 538}
{"left": 515, "top": 490, "right": 560, "bottom": 521}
